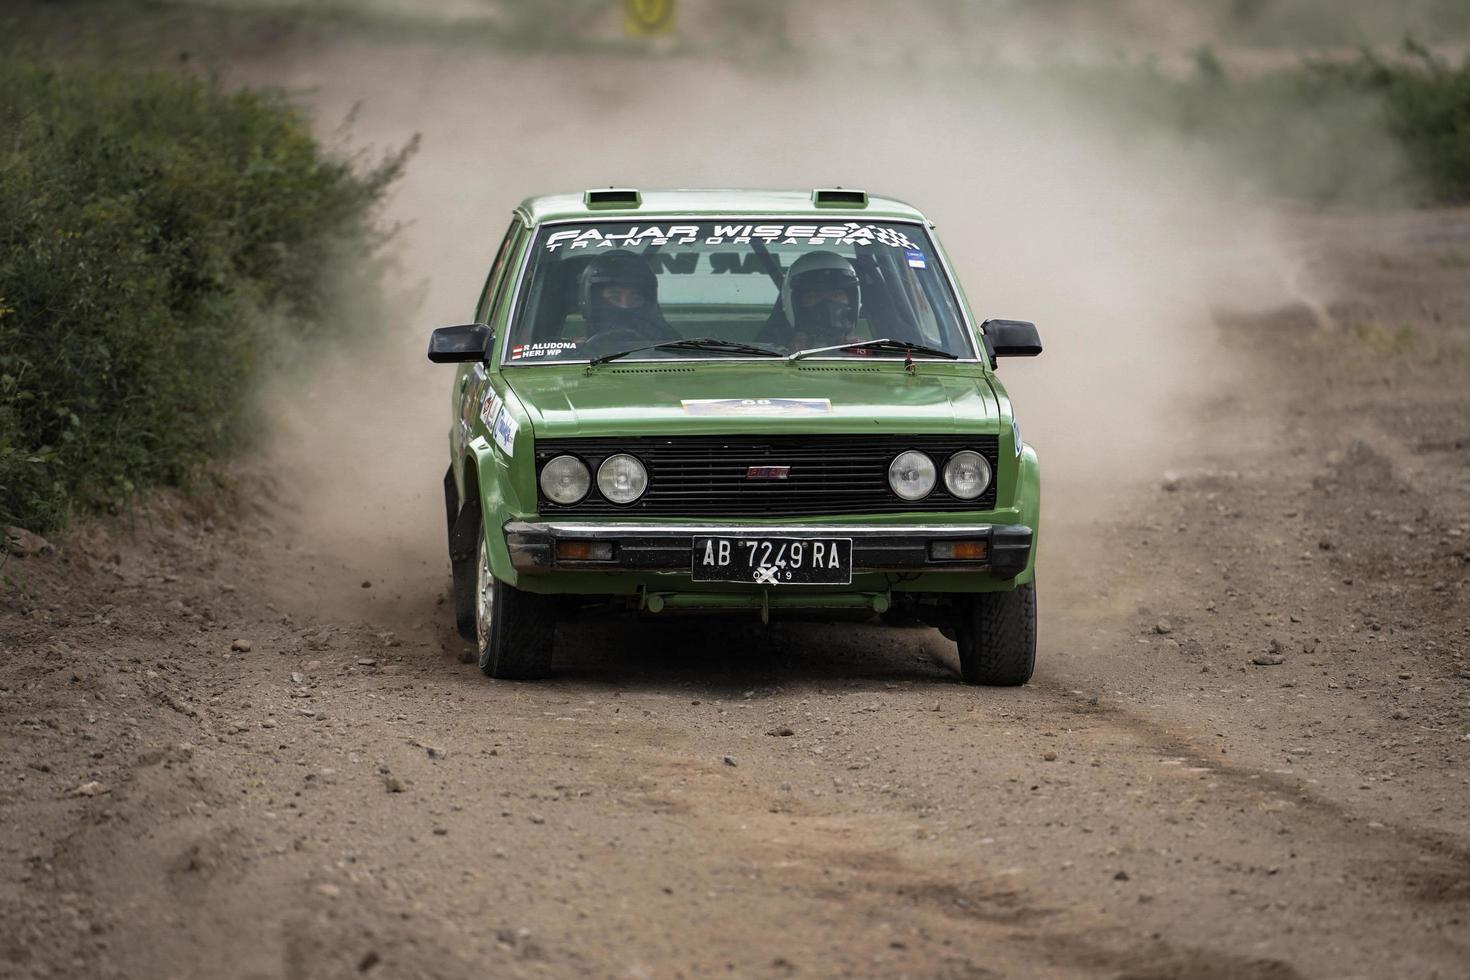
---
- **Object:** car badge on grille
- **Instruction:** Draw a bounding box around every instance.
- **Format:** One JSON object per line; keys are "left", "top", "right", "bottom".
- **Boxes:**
{"left": 746, "top": 465, "right": 790, "bottom": 480}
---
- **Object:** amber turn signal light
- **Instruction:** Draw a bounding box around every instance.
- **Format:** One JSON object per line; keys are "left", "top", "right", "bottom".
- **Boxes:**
{"left": 930, "top": 540, "right": 988, "bottom": 561}
{"left": 556, "top": 540, "right": 614, "bottom": 561}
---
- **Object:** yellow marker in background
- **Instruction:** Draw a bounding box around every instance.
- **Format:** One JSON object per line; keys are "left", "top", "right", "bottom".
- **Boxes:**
{"left": 624, "top": 0, "right": 674, "bottom": 36}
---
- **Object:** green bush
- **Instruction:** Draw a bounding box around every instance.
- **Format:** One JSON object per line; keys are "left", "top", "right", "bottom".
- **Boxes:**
{"left": 0, "top": 60, "right": 408, "bottom": 533}
{"left": 1094, "top": 41, "right": 1470, "bottom": 204}
{"left": 1314, "top": 41, "right": 1470, "bottom": 203}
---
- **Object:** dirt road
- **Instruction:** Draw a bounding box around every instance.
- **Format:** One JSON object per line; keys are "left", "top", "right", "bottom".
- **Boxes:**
{"left": 2, "top": 207, "right": 1468, "bottom": 979}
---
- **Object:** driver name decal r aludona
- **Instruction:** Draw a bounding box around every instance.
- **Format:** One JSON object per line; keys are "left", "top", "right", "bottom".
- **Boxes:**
{"left": 510, "top": 341, "right": 577, "bottom": 360}
{"left": 545, "top": 223, "right": 919, "bottom": 252}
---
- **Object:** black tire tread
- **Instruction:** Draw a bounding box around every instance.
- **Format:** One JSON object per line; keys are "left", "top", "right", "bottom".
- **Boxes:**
{"left": 956, "top": 582, "right": 1036, "bottom": 686}
{"left": 480, "top": 577, "right": 555, "bottom": 680}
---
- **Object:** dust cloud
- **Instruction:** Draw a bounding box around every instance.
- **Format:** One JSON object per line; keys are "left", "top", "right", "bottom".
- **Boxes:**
{"left": 234, "top": 15, "right": 1325, "bottom": 611}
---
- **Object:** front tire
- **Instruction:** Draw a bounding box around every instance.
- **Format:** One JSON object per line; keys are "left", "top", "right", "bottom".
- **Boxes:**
{"left": 475, "top": 537, "right": 555, "bottom": 680}
{"left": 954, "top": 582, "right": 1036, "bottom": 686}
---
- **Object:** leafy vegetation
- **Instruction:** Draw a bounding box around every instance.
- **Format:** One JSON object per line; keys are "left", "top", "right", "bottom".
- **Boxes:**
{"left": 0, "top": 59, "right": 409, "bottom": 533}
{"left": 1331, "top": 42, "right": 1470, "bottom": 203}
{"left": 0, "top": 0, "right": 789, "bottom": 61}
{"left": 1092, "top": 41, "right": 1470, "bottom": 204}
{"left": 1205, "top": 0, "right": 1470, "bottom": 49}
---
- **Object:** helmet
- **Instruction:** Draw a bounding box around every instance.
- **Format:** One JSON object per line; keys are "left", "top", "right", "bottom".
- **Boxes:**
{"left": 577, "top": 250, "right": 658, "bottom": 323}
{"left": 781, "top": 251, "right": 860, "bottom": 341}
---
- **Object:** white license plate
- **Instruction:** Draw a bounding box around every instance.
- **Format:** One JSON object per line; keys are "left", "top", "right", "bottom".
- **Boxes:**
{"left": 690, "top": 536, "right": 853, "bottom": 585}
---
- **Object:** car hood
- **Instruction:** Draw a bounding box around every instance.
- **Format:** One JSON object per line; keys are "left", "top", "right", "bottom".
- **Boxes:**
{"left": 502, "top": 362, "right": 999, "bottom": 438}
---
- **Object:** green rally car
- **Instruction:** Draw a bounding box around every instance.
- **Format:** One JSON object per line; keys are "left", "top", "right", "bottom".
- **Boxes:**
{"left": 428, "top": 188, "right": 1042, "bottom": 684}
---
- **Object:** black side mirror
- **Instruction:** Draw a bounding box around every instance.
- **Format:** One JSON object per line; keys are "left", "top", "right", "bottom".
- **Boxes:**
{"left": 427, "top": 323, "right": 492, "bottom": 363}
{"left": 981, "top": 319, "right": 1042, "bottom": 366}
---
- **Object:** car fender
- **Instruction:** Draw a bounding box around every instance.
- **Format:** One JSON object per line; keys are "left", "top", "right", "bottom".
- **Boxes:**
{"left": 1012, "top": 442, "right": 1040, "bottom": 585}
{"left": 458, "top": 438, "right": 515, "bottom": 587}
{"left": 465, "top": 386, "right": 536, "bottom": 586}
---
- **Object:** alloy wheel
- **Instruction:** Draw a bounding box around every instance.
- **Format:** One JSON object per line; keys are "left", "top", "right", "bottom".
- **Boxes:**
{"left": 475, "top": 537, "right": 494, "bottom": 653}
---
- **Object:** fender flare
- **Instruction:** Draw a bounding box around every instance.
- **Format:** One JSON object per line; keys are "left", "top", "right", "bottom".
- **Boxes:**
{"left": 454, "top": 438, "right": 522, "bottom": 586}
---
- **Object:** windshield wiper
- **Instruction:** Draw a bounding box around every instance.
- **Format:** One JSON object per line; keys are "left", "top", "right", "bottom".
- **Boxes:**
{"left": 786, "top": 338, "right": 959, "bottom": 361}
{"left": 589, "top": 337, "right": 783, "bottom": 367}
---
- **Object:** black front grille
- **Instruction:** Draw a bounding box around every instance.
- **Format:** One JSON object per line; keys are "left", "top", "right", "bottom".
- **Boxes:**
{"left": 535, "top": 435, "right": 1000, "bottom": 516}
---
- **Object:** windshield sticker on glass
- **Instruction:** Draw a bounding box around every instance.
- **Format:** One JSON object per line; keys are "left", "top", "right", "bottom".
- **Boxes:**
{"left": 511, "top": 219, "right": 974, "bottom": 364}
{"left": 510, "top": 341, "right": 578, "bottom": 360}
{"left": 479, "top": 390, "right": 501, "bottom": 428}
{"left": 492, "top": 408, "right": 518, "bottom": 455}
{"left": 681, "top": 397, "right": 832, "bottom": 417}
{"left": 545, "top": 223, "right": 919, "bottom": 252}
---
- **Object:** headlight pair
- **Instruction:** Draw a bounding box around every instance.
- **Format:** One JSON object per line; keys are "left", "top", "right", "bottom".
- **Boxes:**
{"left": 540, "top": 453, "right": 647, "bottom": 505}
{"left": 888, "top": 449, "right": 991, "bottom": 502}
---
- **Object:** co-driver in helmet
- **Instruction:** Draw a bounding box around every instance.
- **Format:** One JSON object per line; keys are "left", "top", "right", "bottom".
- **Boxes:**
{"left": 761, "top": 251, "right": 862, "bottom": 353}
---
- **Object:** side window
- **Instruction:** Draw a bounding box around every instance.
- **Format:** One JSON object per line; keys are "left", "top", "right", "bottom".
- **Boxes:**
{"left": 474, "top": 220, "right": 524, "bottom": 323}
{"left": 486, "top": 225, "right": 527, "bottom": 328}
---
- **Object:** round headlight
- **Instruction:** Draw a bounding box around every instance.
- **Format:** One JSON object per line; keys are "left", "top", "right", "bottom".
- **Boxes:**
{"left": 888, "top": 450, "right": 936, "bottom": 501}
{"left": 1012, "top": 419, "right": 1023, "bottom": 457}
{"left": 539, "top": 455, "right": 590, "bottom": 505}
{"left": 943, "top": 450, "right": 992, "bottom": 500}
{"left": 596, "top": 453, "right": 648, "bottom": 504}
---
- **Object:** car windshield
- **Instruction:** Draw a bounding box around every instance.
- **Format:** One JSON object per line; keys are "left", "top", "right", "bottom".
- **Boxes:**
{"left": 502, "top": 219, "right": 976, "bottom": 364}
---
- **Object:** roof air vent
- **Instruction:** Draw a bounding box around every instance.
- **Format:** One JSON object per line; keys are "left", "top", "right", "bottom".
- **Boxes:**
{"left": 584, "top": 188, "right": 641, "bottom": 209}
{"left": 812, "top": 188, "right": 868, "bottom": 208}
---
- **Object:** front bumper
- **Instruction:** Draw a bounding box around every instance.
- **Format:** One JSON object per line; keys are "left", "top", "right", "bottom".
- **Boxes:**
{"left": 504, "top": 520, "right": 1033, "bottom": 579}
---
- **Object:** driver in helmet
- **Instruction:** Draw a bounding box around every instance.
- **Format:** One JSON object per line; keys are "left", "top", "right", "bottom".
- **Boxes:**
{"left": 763, "top": 251, "right": 863, "bottom": 353}
{"left": 576, "top": 250, "right": 677, "bottom": 343}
